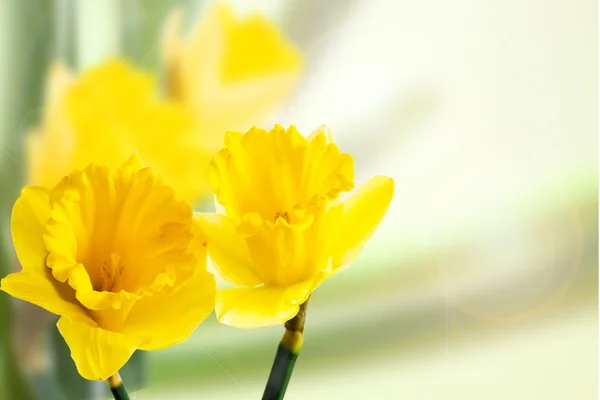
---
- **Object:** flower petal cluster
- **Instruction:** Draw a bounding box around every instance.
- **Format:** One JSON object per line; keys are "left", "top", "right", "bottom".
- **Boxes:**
{"left": 28, "top": 4, "right": 303, "bottom": 206}
{"left": 1, "top": 154, "right": 215, "bottom": 380}
{"left": 198, "top": 125, "right": 394, "bottom": 328}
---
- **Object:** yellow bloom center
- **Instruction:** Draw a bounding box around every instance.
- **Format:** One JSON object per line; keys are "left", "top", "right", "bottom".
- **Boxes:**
{"left": 97, "top": 253, "right": 124, "bottom": 292}
{"left": 44, "top": 155, "right": 194, "bottom": 330}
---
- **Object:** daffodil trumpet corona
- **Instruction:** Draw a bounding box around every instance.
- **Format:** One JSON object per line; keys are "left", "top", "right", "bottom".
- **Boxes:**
{"left": 198, "top": 124, "right": 394, "bottom": 398}
{"left": 0, "top": 153, "right": 215, "bottom": 388}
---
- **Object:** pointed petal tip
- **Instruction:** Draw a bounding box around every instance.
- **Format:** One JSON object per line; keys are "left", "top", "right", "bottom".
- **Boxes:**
{"left": 120, "top": 152, "right": 146, "bottom": 171}
{"left": 363, "top": 175, "right": 395, "bottom": 206}
{"left": 380, "top": 175, "right": 395, "bottom": 193}
{"left": 307, "top": 124, "right": 334, "bottom": 144}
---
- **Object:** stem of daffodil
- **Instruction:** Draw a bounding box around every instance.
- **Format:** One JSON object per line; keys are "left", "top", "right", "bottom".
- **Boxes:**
{"left": 108, "top": 372, "right": 130, "bottom": 400}
{"left": 262, "top": 299, "right": 309, "bottom": 400}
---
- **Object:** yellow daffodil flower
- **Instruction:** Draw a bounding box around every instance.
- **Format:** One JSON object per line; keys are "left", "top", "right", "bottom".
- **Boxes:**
{"left": 162, "top": 3, "right": 303, "bottom": 151}
{"left": 1, "top": 154, "right": 215, "bottom": 380}
{"left": 197, "top": 125, "right": 394, "bottom": 328}
{"left": 27, "top": 4, "right": 302, "bottom": 208}
{"left": 26, "top": 58, "right": 213, "bottom": 203}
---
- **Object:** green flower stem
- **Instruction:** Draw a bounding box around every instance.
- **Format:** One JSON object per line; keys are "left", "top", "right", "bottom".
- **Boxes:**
{"left": 262, "top": 299, "right": 309, "bottom": 400}
{"left": 108, "top": 372, "right": 130, "bottom": 400}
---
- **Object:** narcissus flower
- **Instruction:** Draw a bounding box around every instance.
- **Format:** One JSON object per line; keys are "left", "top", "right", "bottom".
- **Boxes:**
{"left": 27, "top": 5, "right": 302, "bottom": 207}
{"left": 1, "top": 154, "right": 215, "bottom": 380}
{"left": 162, "top": 3, "right": 302, "bottom": 150}
{"left": 26, "top": 58, "right": 213, "bottom": 203}
{"left": 197, "top": 125, "right": 394, "bottom": 328}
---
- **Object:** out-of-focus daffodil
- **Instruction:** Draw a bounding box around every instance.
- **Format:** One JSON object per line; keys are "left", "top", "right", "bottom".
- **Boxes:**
{"left": 1, "top": 154, "right": 215, "bottom": 381}
{"left": 27, "top": 61, "right": 74, "bottom": 189}
{"left": 162, "top": 3, "right": 303, "bottom": 151}
{"left": 27, "top": 4, "right": 302, "bottom": 207}
{"left": 197, "top": 125, "right": 394, "bottom": 328}
{"left": 26, "top": 58, "right": 214, "bottom": 203}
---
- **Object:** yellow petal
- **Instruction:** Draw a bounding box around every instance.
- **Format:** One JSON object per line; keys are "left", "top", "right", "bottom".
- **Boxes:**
{"left": 332, "top": 176, "right": 394, "bottom": 272}
{"left": 176, "top": 2, "right": 222, "bottom": 104}
{"left": 195, "top": 212, "right": 263, "bottom": 286}
{"left": 57, "top": 316, "right": 140, "bottom": 381}
{"left": 1, "top": 270, "right": 90, "bottom": 323}
{"left": 170, "top": 4, "right": 303, "bottom": 149}
{"left": 122, "top": 270, "right": 215, "bottom": 350}
{"left": 193, "top": 75, "right": 301, "bottom": 149}
{"left": 218, "top": 4, "right": 302, "bottom": 82}
{"left": 161, "top": 9, "right": 185, "bottom": 99}
{"left": 11, "top": 186, "right": 51, "bottom": 272}
{"left": 215, "top": 280, "right": 313, "bottom": 328}
{"left": 43, "top": 61, "right": 73, "bottom": 118}
{"left": 243, "top": 215, "right": 325, "bottom": 287}
{"left": 189, "top": 212, "right": 209, "bottom": 279}
{"left": 119, "top": 151, "right": 146, "bottom": 173}
{"left": 306, "top": 125, "right": 334, "bottom": 144}
{"left": 26, "top": 61, "right": 75, "bottom": 187}
{"left": 25, "top": 125, "right": 75, "bottom": 190}
{"left": 29, "top": 58, "right": 212, "bottom": 204}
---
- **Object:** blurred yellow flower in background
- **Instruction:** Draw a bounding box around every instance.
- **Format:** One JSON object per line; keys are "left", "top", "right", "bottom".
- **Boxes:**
{"left": 27, "top": 3, "right": 302, "bottom": 206}
{"left": 1, "top": 154, "right": 215, "bottom": 380}
{"left": 162, "top": 3, "right": 303, "bottom": 151}
{"left": 197, "top": 125, "right": 394, "bottom": 328}
{"left": 26, "top": 59, "right": 213, "bottom": 203}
